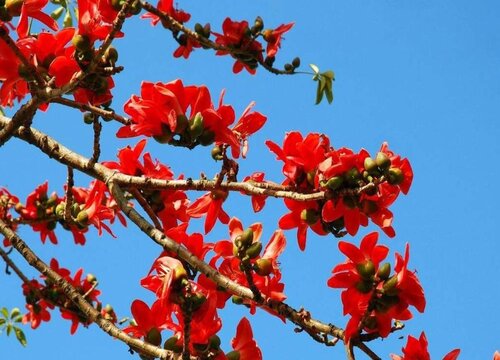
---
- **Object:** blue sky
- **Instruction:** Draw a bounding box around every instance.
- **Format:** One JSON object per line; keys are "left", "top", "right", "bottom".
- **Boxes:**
{"left": 1, "top": 0, "right": 499, "bottom": 359}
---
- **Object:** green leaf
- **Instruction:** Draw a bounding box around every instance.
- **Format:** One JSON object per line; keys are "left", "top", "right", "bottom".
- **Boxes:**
{"left": 1, "top": 308, "right": 8, "bottom": 319}
{"left": 6, "top": 323, "right": 12, "bottom": 336}
{"left": 322, "top": 70, "right": 335, "bottom": 80}
{"left": 14, "top": 327, "right": 27, "bottom": 347}
{"left": 10, "top": 308, "right": 21, "bottom": 320}
{"left": 315, "top": 81, "right": 324, "bottom": 105}
{"left": 0, "top": 318, "right": 6, "bottom": 326}
{"left": 309, "top": 63, "right": 320, "bottom": 75}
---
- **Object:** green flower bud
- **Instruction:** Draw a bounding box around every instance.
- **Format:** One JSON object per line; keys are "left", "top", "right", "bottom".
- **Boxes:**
{"left": 355, "top": 280, "right": 372, "bottom": 294}
{"left": 211, "top": 145, "right": 224, "bottom": 161}
{"left": 189, "top": 112, "right": 204, "bottom": 139}
{"left": 239, "top": 228, "right": 254, "bottom": 247}
{"left": 55, "top": 202, "right": 66, "bottom": 217}
{"left": 164, "top": 336, "right": 181, "bottom": 351}
{"left": 190, "top": 293, "right": 207, "bottom": 312}
{"left": 104, "top": 46, "right": 118, "bottom": 66}
{"left": 209, "top": 335, "right": 221, "bottom": 350}
{"left": 364, "top": 157, "right": 378, "bottom": 173}
{"left": 83, "top": 112, "right": 95, "bottom": 124}
{"left": 300, "top": 208, "right": 320, "bottom": 225}
{"left": 375, "top": 152, "right": 391, "bottom": 170}
{"left": 245, "top": 242, "right": 262, "bottom": 259}
{"left": 356, "top": 260, "right": 375, "bottom": 280}
{"left": 76, "top": 210, "right": 89, "bottom": 226}
{"left": 382, "top": 275, "right": 399, "bottom": 296}
{"left": 72, "top": 34, "right": 91, "bottom": 52}
{"left": 345, "top": 167, "right": 360, "bottom": 185}
{"left": 377, "top": 262, "right": 391, "bottom": 280}
{"left": 292, "top": 57, "right": 301, "bottom": 68}
{"left": 326, "top": 176, "right": 343, "bottom": 191}
{"left": 175, "top": 114, "right": 188, "bottom": 133}
{"left": 306, "top": 170, "right": 316, "bottom": 186}
{"left": 86, "top": 273, "right": 97, "bottom": 283}
{"left": 5, "top": 0, "right": 23, "bottom": 16}
{"left": 254, "top": 258, "right": 273, "bottom": 276}
{"left": 145, "top": 327, "right": 162, "bottom": 346}
{"left": 387, "top": 167, "right": 404, "bottom": 185}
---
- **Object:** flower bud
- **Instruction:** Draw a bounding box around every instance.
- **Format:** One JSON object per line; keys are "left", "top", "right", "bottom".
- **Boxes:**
{"left": 104, "top": 46, "right": 118, "bottom": 66}
{"left": 175, "top": 114, "right": 189, "bottom": 134}
{"left": 189, "top": 112, "right": 204, "bottom": 139}
{"left": 211, "top": 145, "right": 224, "bottom": 161}
{"left": 377, "top": 262, "right": 391, "bottom": 280}
{"left": 153, "top": 124, "right": 173, "bottom": 144}
{"left": 173, "top": 265, "right": 188, "bottom": 282}
{"left": 239, "top": 228, "right": 254, "bottom": 247}
{"left": 355, "top": 280, "right": 372, "bottom": 294}
{"left": 292, "top": 57, "right": 301, "bottom": 68}
{"left": 300, "top": 208, "right": 320, "bottom": 225}
{"left": 387, "top": 167, "right": 404, "bottom": 185}
{"left": 356, "top": 260, "right": 375, "bottom": 280}
{"left": 163, "top": 336, "right": 181, "bottom": 352}
{"left": 326, "top": 176, "right": 343, "bottom": 191}
{"left": 83, "top": 112, "right": 96, "bottom": 124}
{"left": 364, "top": 157, "right": 378, "bottom": 173}
{"left": 306, "top": 170, "right": 316, "bottom": 186}
{"left": 5, "top": 0, "right": 22, "bottom": 16}
{"left": 55, "top": 202, "right": 66, "bottom": 217}
{"left": 284, "top": 63, "right": 293, "bottom": 72}
{"left": 254, "top": 258, "right": 273, "bottom": 276}
{"left": 190, "top": 293, "right": 207, "bottom": 312}
{"left": 375, "top": 152, "right": 391, "bottom": 170}
{"left": 145, "top": 327, "right": 162, "bottom": 346}
{"left": 76, "top": 210, "right": 89, "bottom": 226}
{"left": 86, "top": 273, "right": 97, "bottom": 283}
{"left": 382, "top": 275, "right": 399, "bottom": 295}
{"left": 245, "top": 242, "right": 262, "bottom": 259}
{"left": 209, "top": 335, "right": 221, "bottom": 350}
{"left": 72, "top": 34, "right": 91, "bottom": 52}
{"left": 345, "top": 167, "right": 360, "bottom": 185}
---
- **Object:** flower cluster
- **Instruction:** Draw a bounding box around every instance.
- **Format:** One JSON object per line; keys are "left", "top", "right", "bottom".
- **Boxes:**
{"left": 1, "top": 180, "right": 124, "bottom": 246}
{"left": 211, "top": 217, "right": 287, "bottom": 313}
{"left": 0, "top": 0, "right": 124, "bottom": 108}
{"left": 214, "top": 17, "right": 294, "bottom": 74}
{"left": 266, "top": 132, "right": 413, "bottom": 250}
{"left": 117, "top": 79, "right": 266, "bottom": 158}
{"left": 125, "top": 251, "right": 262, "bottom": 359}
{"left": 22, "top": 259, "right": 101, "bottom": 334}
{"left": 327, "top": 232, "right": 425, "bottom": 343}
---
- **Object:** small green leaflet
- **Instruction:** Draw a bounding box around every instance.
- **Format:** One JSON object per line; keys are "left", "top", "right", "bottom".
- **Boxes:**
{"left": 0, "top": 307, "right": 28, "bottom": 346}
{"left": 310, "top": 64, "right": 335, "bottom": 105}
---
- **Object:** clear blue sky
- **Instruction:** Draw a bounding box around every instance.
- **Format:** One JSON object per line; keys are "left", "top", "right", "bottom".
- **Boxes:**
{"left": 1, "top": 0, "right": 499, "bottom": 359}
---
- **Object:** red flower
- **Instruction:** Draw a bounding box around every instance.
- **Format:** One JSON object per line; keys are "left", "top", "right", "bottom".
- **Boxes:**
{"left": 262, "top": 22, "right": 294, "bottom": 58}
{"left": 123, "top": 299, "right": 170, "bottom": 339}
{"left": 391, "top": 332, "right": 460, "bottom": 360}
{"left": 328, "top": 233, "right": 425, "bottom": 342}
{"left": 23, "top": 300, "right": 52, "bottom": 329}
{"left": 214, "top": 18, "right": 263, "bottom": 74}
{"left": 278, "top": 198, "right": 326, "bottom": 251}
{"left": 229, "top": 317, "right": 262, "bottom": 360}
{"left": 14, "top": 0, "right": 58, "bottom": 38}
{"left": 187, "top": 191, "right": 230, "bottom": 234}
{"left": 142, "top": 0, "right": 190, "bottom": 26}
{"left": 242, "top": 172, "right": 268, "bottom": 212}
{"left": 140, "top": 255, "right": 186, "bottom": 305}
{"left": 230, "top": 101, "right": 267, "bottom": 158}
{"left": 0, "top": 35, "right": 28, "bottom": 107}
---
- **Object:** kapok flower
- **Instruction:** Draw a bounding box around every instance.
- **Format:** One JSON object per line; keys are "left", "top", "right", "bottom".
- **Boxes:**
{"left": 262, "top": 22, "right": 294, "bottom": 58}
{"left": 391, "top": 332, "right": 460, "bottom": 360}
{"left": 227, "top": 317, "right": 262, "bottom": 360}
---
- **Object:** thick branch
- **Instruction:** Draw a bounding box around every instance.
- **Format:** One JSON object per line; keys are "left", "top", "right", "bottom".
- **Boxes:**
{"left": 0, "top": 218, "right": 189, "bottom": 360}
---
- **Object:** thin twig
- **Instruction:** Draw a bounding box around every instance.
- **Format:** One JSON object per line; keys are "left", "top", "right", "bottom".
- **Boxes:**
{"left": 50, "top": 97, "right": 131, "bottom": 125}
{"left": 128, "top": 188, "right": 163, "bottom": 230}
{"left": 65, "top": 166, "right": 75, "bottom": 223}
